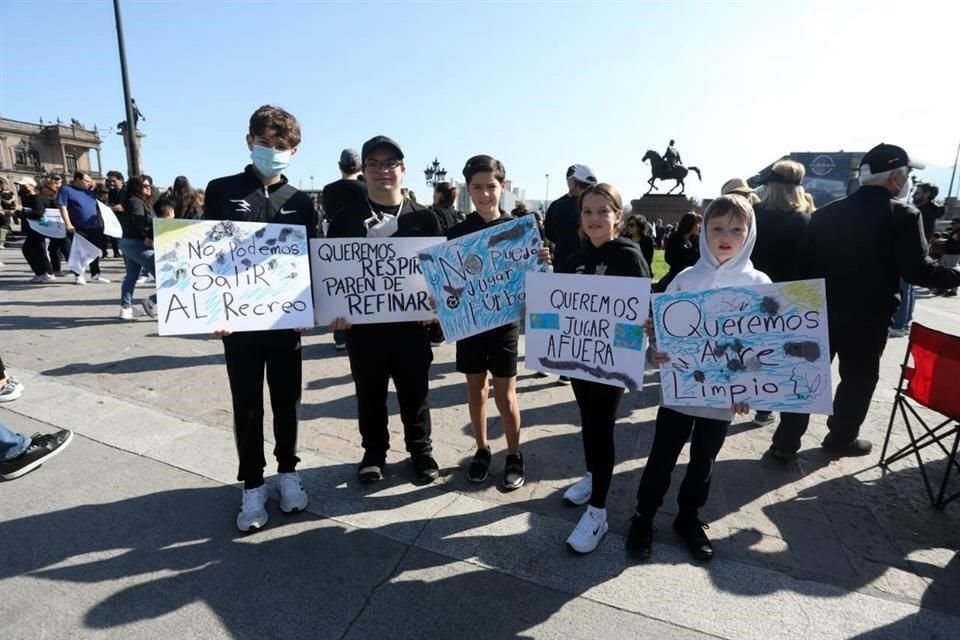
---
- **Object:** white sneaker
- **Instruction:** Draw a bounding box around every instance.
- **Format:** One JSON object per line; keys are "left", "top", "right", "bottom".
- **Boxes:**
{"left": 43, "top": 273, "right": 56, "bottom": 282}
{"left": 30, "top": 275, "right": 47, "bottom": 283}
{"left": 277, "top": 472, "right": 309, "bottom": 513}
{"left": 75, "top": 275, "right": 87, "bottom": 285}
{"left": 142, "top": 298, "right": 158, "bottom": 318}
{"left": 566, "top": 505, "right": 608, "bottom": 554}
{"left": 136, "top": 276, "right": 147, "bottom": 285}
{"left": 563, "top": 472, "right": 593, "bottom": 506}
{"left": 237, "top": 485, "right": 269, "bottom": 532}
{"left": 145, "top": 273, "right": 155, "bottom": 283}
{"left": 119, "top": 307, "right": 134, "bottom": 320}
{"left": 91, "top": 274, "right": 111, "bottom": 283}
{"left": 0, "top": 378, "right": 24, "bottom": 402}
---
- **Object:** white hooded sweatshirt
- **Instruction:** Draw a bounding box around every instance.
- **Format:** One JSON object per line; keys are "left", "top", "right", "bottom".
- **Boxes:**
{"left": 654, "top": 211, "right": 772, "bottom": 422}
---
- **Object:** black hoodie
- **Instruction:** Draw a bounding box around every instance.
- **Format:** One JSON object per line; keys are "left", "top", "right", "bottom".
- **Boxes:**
{"left": 564, "top": 236, "right": 651, "bottom": 278}
{"left": 203, "top": 165, "right": 318, "bottom": 237}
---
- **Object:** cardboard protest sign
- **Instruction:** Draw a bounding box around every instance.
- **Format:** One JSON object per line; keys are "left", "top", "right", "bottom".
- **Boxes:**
{"left": 525, "top": 272, "right": 652, "bottom": 391}
{"left": 153, "top": 219, "right": 313, "bottom": 336}
{"left": 310, "top": 237, "right": 442, "bottom": 324}
{"left": 418, "top": 216, "right": 547, "bottom": 342}
{"left": 651, "top": 279, "right": 833, "bottom": 414}
{"left": 97, "top": 202, "right": 123, "bottom": 239}
{"left": 27, "top": 209, "right": 66, "bottom": 239}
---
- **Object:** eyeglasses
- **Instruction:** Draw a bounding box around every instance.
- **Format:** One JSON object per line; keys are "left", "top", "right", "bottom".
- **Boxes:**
{"left": 364, "top": 159, "right": 402, "bottom": 172}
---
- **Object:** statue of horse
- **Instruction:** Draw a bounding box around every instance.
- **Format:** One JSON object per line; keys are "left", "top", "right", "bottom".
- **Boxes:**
{"left": 642, "top": 150, "right": 701, "bottom": 195}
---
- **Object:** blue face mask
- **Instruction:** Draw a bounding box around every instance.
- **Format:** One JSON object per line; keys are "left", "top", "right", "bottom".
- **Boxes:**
{"left": 250, "top": 144, "right": 291, "bottom": 178}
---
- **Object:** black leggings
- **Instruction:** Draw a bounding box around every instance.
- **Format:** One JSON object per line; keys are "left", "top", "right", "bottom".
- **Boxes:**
{"left": 571, "top": 379, "right": 625, "bottom": 509}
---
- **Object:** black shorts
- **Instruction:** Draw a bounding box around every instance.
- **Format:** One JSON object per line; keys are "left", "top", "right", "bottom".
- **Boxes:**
{"left": 455, "top": 323, "right": 519, "bottom": 378}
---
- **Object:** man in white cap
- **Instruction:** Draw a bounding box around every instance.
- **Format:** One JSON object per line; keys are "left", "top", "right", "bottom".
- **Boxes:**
{"left": 769, "top": 143, "right": 960, "bottom": 459}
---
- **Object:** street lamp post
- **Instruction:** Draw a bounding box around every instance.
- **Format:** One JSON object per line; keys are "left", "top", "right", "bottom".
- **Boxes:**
{"left": 424, "top": 157, "right": 447, "bottom": 188}
{"left": 112, "top": 0, "right": 140, "bottom": 177}
{"left": 545, "top": 173, "right": 550, "bottom": 210}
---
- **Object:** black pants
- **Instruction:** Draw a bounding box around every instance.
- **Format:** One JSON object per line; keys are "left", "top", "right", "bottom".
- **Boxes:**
{"left": 572, "top": 378, "right": 625, "bottom": 508}
{"left": 48, "top": 238, "right": 68, "bottom": 272}
{"left": 22, "top": 232, "right": 52, "bottom": 276}
{"left": 635, "top": 407, "right": 730, "bottom": 517}
{"left": 772, "top": 313, "right": 888, "bottom": 453}
{"left": 346, "top": 323, "right": 433, "bottom": 460}
{"left": 0, "top": 353, "right": 6, "bottom": 379}
{"left": 104, "top": 235, "right": 120, "bottom": 258}
{"left": 222, "top": 330, "right": 303, "bottom": 489}
{"left": 68, "top": 227, "right": 105, "bottom": 276}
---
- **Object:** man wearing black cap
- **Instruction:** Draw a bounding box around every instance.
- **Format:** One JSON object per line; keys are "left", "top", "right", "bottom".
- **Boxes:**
{"left": 322, "top": 149, "right": 368, "bottom": 350}
{"left": 768, "top": 143, "right": 960, "bottom": 460}
{"left": 327, "top": 135, "right": 442, "bottom": 484}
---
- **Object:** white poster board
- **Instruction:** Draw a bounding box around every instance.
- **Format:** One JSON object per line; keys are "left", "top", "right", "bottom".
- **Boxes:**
{"left": 27, "top": 209, "right": 66, "bottom": 239}
{"left": 97, "top": 201, "right": 123, "bottom": 239}
{"left": 310, "top": 237, "right": 442, "bottom": 324}
{"left": 524, "top": 272, "right": 652, "bottom": 391}
{"left": 153, "top": 219, "right": 314, "bottom": 336}
{"left": 651, "top": 279, "right": 833, "bottom": 414}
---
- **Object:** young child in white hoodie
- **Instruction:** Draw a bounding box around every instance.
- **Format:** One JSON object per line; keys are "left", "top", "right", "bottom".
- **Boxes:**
{"left": 627, "top": 195, "right": 771, "bottom": 562}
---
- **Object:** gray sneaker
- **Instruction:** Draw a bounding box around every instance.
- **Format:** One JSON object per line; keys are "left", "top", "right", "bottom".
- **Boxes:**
{"left": 0, "top": 378, "right": 24, "bottom": 403}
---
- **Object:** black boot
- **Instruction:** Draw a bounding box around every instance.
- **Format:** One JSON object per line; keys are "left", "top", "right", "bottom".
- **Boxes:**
{"left": 673, "top": 514, "right": 713, "bottom": 561}
{"left": 625, "top": 514, "right": 655, "bottom": 561}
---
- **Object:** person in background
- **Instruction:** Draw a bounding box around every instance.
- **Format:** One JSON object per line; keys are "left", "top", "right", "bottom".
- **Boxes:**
{"left": 623, "top": 214, "right": 655, "bottom": 267}
{"left": 657, "top": 211, "right": 700, "bottom": 291}
{"left": 322, "top": 148, "right": 368, "bottom": 351}
{"left": 940, "top": 217, "right": 960, "bottom": 297}
{"left": 165, "top": 176, "right": 203, "bottom": 219}
{"left": 432, "top": 181, "right": 464, "bottom": 234}
{"left": 770, "top": 144, "right": 960, "bottom": 459}
{"left": 16, "top": 177, "right": 56, "bottom": 282}
{"left": 117, "top": 176, "right": 159, "bottom": 321}
{"left": 738, "top": 162, "right": 814, "bottom": 431}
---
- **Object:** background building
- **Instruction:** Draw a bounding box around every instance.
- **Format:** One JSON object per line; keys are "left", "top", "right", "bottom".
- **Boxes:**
{"left": 0, "top": 116, "right": 103, "bottom": 187}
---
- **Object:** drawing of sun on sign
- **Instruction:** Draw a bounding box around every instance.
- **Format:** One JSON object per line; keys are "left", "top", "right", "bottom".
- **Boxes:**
{"left": 651, "top": 279, "right": 833, "bottom": 414}
{"left": 418, "top": 216, "right": 548, "bottom": 342}
{"left": 153, "top": 219, "right": 313, "bottom": 336}
{"left": 525, "top": 272, "right": 652, "bottom": 391}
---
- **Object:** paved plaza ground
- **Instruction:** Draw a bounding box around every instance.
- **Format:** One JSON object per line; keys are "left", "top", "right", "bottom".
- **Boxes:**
{"left": 1, "top": 248, "right": 958, "bottom": 639}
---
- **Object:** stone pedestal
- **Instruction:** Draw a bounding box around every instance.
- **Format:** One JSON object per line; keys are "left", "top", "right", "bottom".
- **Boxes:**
{"left": 629, "top": 194, "right": 701, "bottom": 226}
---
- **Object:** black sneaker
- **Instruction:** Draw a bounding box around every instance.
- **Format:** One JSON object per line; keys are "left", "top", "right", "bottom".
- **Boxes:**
{"left": 0, "top": 429, "right": 74, "bottom": 480}
{"left": 357, "top": 452, "right": 385, "bottom": 483}
{"left": 766, "top": 444, "right": 796, "bottom": 462}
{"left": 557, "top": 375, "right": 571, "bottom": 386}
{"left": 467, "top": 447, "right": 491, "bottom": 483}
{"left": 411, "top": 452, "right": 440, "bottom": 483}
{"left": 673, "top": 515, "right": 713, "bottom": 561}
{"left": 625, "top": 514, "right": 655, "bottom": 561}
{"left": 821, "top": 435, "right": 873, "bottom": 457}
{"left": 502, "top": 452, "right": 525, "bottom": 491}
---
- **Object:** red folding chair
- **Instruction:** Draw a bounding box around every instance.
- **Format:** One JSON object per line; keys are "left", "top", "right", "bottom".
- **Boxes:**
{"left": 879, "top": 323, "right": 960, "bottom": 509}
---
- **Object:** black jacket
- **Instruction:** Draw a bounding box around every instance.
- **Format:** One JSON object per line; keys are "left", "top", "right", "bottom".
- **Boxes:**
{"left": 204, "top": 166, "right": 319, "bottom": 237}
{"left": 918, "top": 201, "right": 944, "bottom": 242}
{"left": 797, "top": 185, "right": 960, "bottom": 318}
{"left": 565, "top": 237, "right": 651, "bottom": 278}
{"left": 326, "top": 197, "right": 440, "bottom": 239}
{"left": 120, "top": 195, "right": 154, "bottom": 241}
{"left": 432, "top": 206, "right": 464, "bottom": 235}
{"left": 751, "top": 205, "right": 811, "bottom": 283}
{"left": 544, "top": 194, "right": 580, "bottom": 273}
{"left": 321, "top": 178, "right": 367, "bottom": 224}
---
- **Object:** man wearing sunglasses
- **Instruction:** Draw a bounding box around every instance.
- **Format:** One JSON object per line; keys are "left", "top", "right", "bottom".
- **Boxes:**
{"left": 327, "top": 136, "right": 442, "bottom": 484}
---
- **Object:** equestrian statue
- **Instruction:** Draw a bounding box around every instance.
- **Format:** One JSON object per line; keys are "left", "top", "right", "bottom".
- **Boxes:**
{"left": 643, "top": 139, "right": 702, "bottom": 195}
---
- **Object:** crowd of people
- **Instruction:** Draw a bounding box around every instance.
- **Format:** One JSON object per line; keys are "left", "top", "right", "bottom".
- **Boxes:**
{"left": 2, "top": 104, "right": 959, "bottom": 565}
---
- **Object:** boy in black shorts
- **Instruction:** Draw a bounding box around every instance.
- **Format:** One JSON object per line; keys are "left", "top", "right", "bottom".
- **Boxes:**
{"left": 447, "top": 155, "right": 547, "bottom": 490}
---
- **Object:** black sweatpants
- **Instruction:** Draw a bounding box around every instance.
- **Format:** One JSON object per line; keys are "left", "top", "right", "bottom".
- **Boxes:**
{"left": 222, "top": 329, "right": 303, "bottom": 489}
{"left": 346, "top": 323, "right": 433, "bottom": 460}
{"left": 48, "top": 237, "right": 68, "bottom": 272}
{"left": 22, "top": 231, "right": 52, "bottom": 276}
{"left": 571, "top": 378, "right": 625, "bottom": 509}
{"left": 635, "top": 407, "right": 730, "bottom": 517}
{"left": 772, "top": 312, "right": 888, "bottom": 453}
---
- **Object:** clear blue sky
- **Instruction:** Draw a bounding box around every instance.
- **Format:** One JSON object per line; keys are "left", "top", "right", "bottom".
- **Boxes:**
{"left": 1, "top": 0, "right": 957, "bottom": 202}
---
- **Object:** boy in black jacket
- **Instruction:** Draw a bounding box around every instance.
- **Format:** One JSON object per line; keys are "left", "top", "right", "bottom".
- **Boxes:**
{"left": 204, "top": 105, "right": 319, "bottom": 532}
{"left": 328, "top": 136, "right": 442, "bottom": 484}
